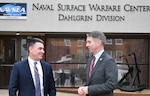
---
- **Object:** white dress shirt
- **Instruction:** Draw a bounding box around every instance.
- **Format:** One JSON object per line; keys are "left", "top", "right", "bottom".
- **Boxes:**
{"left": 93, "top": 50, "right": 104, "bottom": 67}
{"left": 28, "top": 57, "right": 44, "bottom": 96}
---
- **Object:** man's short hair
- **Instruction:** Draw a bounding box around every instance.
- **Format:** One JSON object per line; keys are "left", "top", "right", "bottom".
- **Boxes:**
{"left": 27, "top": 38, "right": 44, "bottom": 49}
{"left": 86, "top": 31, "right": 106, "bottom": 45}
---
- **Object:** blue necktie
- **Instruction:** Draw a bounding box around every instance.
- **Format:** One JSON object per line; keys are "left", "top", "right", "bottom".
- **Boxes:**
{"left": 34, "top": 62, "right": 41, "bottom": 96}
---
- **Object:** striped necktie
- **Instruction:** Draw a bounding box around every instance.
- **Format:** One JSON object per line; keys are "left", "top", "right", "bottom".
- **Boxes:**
{"left": 34, "top": 62, "right": 41, "bottom": 96}
{"left": 89, "top": 56, "right": 96, "bottom": 77}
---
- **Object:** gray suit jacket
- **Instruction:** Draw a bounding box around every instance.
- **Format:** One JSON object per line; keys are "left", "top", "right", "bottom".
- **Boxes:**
{"left": 85, "top": 52, "right": 118, "bottom": 96}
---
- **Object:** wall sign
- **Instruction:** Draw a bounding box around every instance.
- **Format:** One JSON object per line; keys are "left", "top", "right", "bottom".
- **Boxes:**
{"left": 0, "top": 3, "right": 27, "bottom": 19}
{"left": 0, "top": 0, "right": 150, "bottom": 33}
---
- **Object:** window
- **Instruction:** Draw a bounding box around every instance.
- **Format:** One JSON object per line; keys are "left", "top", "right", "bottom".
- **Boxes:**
{"left": 45, "top": 35, "right": 149, "bottom": 88}
{"left": 115, "top": 51, "right": 123, "bottom": 63}
{"left": 77, "top": 49, "right": 83, "bottom": 62}
{"left": 115, "top": 39, "right": 123, "bottom": 45}
{"left": 77, "top": 39, "right": 84, "bottom": 47}
{"left": 105, "top": 39, "right": 112, "bottom": 45}
{"left": 46, "top": 37, "right": 87, "bottom": 88}
{"left": 0, "top": 37, "right": 15, "bottom": 64}
{"left": 64, "top": 38, "right": 71, "bottom": 46}
{"left": 21, "top": 39, "right": 28, "bottom": 61}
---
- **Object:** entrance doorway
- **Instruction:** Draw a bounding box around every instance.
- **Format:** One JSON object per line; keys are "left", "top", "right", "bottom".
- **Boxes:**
{"left": 0, "top": 36, "right": 28, "bottom": 88}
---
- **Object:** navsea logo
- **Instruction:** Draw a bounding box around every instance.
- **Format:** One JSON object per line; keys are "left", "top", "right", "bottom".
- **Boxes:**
{"left": 0, "top": 3, "right": 27, "bottom": 19}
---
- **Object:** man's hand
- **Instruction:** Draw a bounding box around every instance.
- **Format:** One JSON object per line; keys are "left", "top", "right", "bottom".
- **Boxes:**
{"left": 78, "top": 86, "right": 88, "bottom": 96}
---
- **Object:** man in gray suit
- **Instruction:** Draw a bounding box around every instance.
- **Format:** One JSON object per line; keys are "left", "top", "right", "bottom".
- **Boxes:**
{"left": 78, "top": 31, "right": 118, "bottom": 96}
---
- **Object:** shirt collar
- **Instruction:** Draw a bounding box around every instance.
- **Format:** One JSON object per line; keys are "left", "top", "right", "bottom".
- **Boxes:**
{"left": 94, "top": 50, "right": 104, "bottom": 59}
{"left": 28, "top": 56, "right": 40, "bottom": 65}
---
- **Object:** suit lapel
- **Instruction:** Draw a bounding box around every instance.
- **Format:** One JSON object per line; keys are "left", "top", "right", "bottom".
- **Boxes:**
{"left": 24, "top": 59, "right": 35, "bottom": 88}
{"left": 92, "top": 56, "right": 104, "bottom": 76}
{"left": 89, "top": 52, "right": 105, "bottom": 80}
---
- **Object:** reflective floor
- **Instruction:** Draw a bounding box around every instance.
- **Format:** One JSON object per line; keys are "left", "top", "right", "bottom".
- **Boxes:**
{"left": 0, "top": 89, "right": 78, "bottom": 96}
{"left": 1, "top": 89, "right": 150, "bottom": 96}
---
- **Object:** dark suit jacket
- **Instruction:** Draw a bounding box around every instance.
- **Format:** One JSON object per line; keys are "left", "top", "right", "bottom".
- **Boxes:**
{"left": 86, "top": 52, "right": 118, "bottom": 96}
{"left": 9, "top": 59, "right": 56, "bottom": 96}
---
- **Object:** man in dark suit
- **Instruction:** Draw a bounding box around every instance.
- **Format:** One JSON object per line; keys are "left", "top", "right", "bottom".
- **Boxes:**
{"left": 9, "top": 38, "right": 56, "bottom": 96}
{"left": 78, "top": 31, "right": 118, "bottom": 96}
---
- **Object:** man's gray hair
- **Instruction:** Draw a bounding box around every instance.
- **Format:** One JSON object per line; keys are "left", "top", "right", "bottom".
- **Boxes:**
{"left": 86, "top": 31, "right": 106, "bottom": 45}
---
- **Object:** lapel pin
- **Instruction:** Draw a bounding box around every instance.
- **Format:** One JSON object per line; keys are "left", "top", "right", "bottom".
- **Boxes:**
{"left": 100, "top": 58, "right": 103, "bottom": 61}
